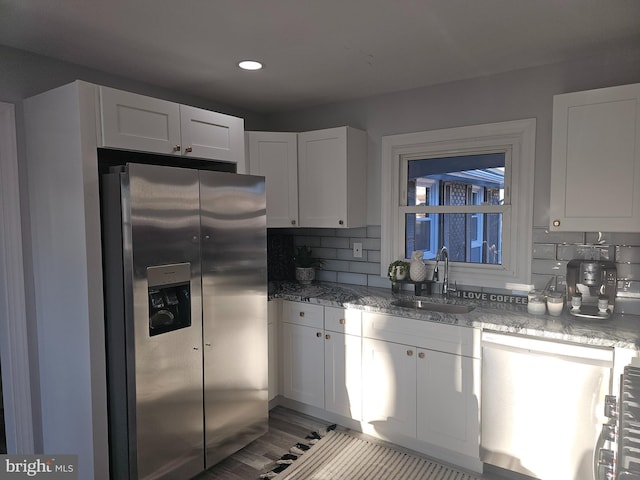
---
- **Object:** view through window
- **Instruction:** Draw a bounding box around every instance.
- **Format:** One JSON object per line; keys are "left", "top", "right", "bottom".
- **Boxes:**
{"left": 404, "top": 153, "right": 505, "bottom": 265}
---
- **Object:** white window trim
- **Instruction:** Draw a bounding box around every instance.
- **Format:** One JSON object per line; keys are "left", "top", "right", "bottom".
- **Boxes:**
{"left": 381, "top": 118, "right": 536, "bottom": 290}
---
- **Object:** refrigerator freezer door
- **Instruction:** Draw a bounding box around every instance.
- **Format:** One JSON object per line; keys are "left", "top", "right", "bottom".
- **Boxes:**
{"left": 127, "top": 163, "right": 204, "bottom": 480}
{"left": 199, "top": 170, "right": 268, "bottom": 468}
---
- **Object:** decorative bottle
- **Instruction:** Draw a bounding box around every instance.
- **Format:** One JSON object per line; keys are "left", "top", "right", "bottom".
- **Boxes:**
{"left": 409, "top": 251, "right": 428, "bottom": 282}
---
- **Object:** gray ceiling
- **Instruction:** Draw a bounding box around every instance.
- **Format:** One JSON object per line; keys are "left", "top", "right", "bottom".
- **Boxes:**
{"left": 1, "top": 0, "right": 639, "bottom": 114}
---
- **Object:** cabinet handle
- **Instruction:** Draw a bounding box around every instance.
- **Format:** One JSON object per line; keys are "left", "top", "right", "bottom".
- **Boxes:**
{"left": 325, "top": 334, "right": 331, "bottom": 340}
{"left": 553, "top": 220, "right": 560, "bottom": 227}
{"left": 316, "top": 332, "right": 322, "bottom": 338}
{"left": 338, "top": 220, "right": 344, "bottom": 225}
{"left": 185, "top": 146, "right": 193, "bottom": 153}
{"left": 418, "top": 352, "right": 425, "bottom": 359}
{"left": 173, "top": 145, "right": 181, "bottom": 152}
{"left": 339, "top": 318, "right": 345, "bottom": 325}
{"left": 299, "top": 311, "right": 305, "bottom": 317}
{"left": 406, "top": 349, "right": 413, "bottom": 357}
{"left": 291, "top": 220, "right": 296, "bottom": 225}
{"left": 193, "top": 346, "right": 199, "bottom": 351}
{"left": 205, "top": 342, "right": 212, "bottom": 347}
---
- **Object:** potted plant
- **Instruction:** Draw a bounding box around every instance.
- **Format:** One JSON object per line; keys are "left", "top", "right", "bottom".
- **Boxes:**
{"left": 387, "top": 260, "right": 410, "bottom": 292}
{"left": 293, "top": 246, "right": 324, "bottom": 284}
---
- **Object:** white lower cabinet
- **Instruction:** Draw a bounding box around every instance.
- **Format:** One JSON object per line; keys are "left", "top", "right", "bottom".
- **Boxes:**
{"left": 282, "top": 321, "right": 325, "bottom": 408}
{"left": 280, "top": 301, "right": 480, "bottom": 471}
{"left": 324, "top": 306, "right": 362, "bottom": 421}
{"left": 416, "top": 348, "right": 480, "bottom": 458}
{"left": 361, "top": 312, "right": 481, "bottom": 469}
{"left": 362, "top": 337, "right": 417, "bottom": 438}
{"left": 281, "top": 301, "right": 362, "bottom": 421}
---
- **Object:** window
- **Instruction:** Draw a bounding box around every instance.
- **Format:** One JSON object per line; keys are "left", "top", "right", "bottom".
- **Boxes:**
{"left": 404, "top": 154, "right": 505, "bottom": 264}
{"left": 381, "top": 119, "right": 536, "bottom": 290}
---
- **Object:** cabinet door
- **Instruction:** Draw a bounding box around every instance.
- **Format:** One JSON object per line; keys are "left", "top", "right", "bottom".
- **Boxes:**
{"left": 416, "top": 349, "right": 480, "bottom": 458}
{"left": 180, "top": 105, "right": 244, "bottom": 163}
{"left": 281, "top": 322, "right": 324, "bottom": 408}
{"left": 550, "top": 83, "right": 640, "bottom": 231}
{"left": 324, "top": 332, "right": 362, "bottom": 421}
{"left": 248, "top": 132, "right": 299, "bottom": 227}
{"left": 99, "top": 86, "right": 181, "bottom": 154}
{"left": 298, "top": 127, "right": 349, "bottom": 228}
{"left": 362, "top": 338, "right": 416, "bottom": 438}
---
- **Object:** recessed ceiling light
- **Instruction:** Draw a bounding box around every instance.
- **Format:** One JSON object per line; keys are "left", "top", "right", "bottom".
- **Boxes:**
{"left": 238, "top": 60, "right": 263, "bottom": 71}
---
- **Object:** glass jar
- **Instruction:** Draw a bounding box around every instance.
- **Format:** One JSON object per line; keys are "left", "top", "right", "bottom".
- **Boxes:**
{"left": 527, "top": 290, "right": 546, "bottom": 315}
{"left": 570, "top": 292, "right": 582, "bottom": 311}
{"left": 598, "top": 295, "right": 609, "bottom": 313}
{"left": 546, "top": 293, "right": 564, "bottom": 316}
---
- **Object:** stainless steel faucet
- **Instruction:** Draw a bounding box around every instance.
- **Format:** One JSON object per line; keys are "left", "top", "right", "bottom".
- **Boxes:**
{"left": 432, "top": 246, "right": 453, "bottom": 296}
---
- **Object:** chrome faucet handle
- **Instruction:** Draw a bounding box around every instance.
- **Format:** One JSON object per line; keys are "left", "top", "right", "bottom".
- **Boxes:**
{"left": 447, "top": 281, "right": 458, "bottom": 294}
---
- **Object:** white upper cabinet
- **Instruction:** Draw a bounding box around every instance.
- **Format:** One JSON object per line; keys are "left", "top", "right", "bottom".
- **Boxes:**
{"left": 297, "top": 126, "right": 367, "bottom": 228}
{"left": 247, "top": 132, "right": 299, "bottom": 227}
{"left": 179, "top": 105, "right": 244, "bottom": 163}
{"left": 246, "top": 126, "right": 368, "bottom": 229}
{"left": 100, "top": 86, "right": 181, "bottom": 154}
{"left": 99, "top": 86, "right": 244, "bottom": 164}
{"left": 550, "top": 83, "right": 640, "bottom": 231}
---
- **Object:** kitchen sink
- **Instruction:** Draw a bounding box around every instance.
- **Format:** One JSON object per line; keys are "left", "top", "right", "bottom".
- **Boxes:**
{"left": 391, "top": 299, "right": 475, "bottom": 314}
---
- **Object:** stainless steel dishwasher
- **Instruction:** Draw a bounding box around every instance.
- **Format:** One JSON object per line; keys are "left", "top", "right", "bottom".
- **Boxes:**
{"left": 480, "top": 331, "right": 614, "bottom": 480}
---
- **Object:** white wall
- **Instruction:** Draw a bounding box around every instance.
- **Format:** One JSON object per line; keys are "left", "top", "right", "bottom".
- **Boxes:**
{"left": 264, "top": 47, "right": 640, "bottom": 228}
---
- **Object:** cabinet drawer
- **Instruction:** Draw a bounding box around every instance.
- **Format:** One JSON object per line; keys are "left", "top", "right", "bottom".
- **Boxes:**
{"left": 362, "top": 312, "right": 479, "bottom": 358}
{"left": 281, "top": 301, "right": 323, "bottom": 329}
{"left": 324, "top": 306, "right": 362, "bottom": 335}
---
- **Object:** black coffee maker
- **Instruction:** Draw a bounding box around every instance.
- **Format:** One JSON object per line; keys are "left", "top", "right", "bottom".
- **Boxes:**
{"left": 566, "top": 259, "right": 617, "bottom": 319}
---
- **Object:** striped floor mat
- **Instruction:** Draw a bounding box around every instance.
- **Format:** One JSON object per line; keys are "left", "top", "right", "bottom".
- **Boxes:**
{"left": 279, "top": 430, "right": 482, "bottom": 480}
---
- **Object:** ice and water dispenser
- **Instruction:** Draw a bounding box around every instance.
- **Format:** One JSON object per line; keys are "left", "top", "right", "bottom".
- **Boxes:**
{"left": 147, "top": 263, "right": 192, "bottom": 336}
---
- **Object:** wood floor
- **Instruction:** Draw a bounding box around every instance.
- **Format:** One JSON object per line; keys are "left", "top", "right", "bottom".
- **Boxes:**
{"left": 192, "top": 406, "right": 334, "bottom": 480}
{"left": 191, "top": 407, "right": 518, "bottom": 480}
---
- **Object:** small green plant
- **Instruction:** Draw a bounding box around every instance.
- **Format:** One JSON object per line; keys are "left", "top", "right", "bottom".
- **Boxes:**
{"left": 293, "top": 246, "right": 324, "bottom": 269}
{"left": 387, "top": 260, "right": 409, "bottom": 283}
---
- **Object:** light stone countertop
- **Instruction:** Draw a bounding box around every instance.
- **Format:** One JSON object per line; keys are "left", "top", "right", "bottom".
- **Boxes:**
{"left": 269, "top": 281, "right": 640, "bottom": 350}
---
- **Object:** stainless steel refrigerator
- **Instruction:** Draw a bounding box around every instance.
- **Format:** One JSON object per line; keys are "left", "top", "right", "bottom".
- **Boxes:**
{"left": 101, "top": 163, "right": 268, "bottom": 480}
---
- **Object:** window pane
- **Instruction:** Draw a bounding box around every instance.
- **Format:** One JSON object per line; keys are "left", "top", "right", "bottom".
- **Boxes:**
{"left": 405, "top": 212, "right": 502, "bottom": 264}
{"left": 405, "top": 213, "right": 435, "bottom": 259}
{"left": 407, "top": 153, "right": 505, "bottom": 206}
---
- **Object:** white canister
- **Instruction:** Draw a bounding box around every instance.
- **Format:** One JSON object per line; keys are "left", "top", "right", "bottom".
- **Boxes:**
{"left": 527, "top": 290, "right": 546, "bottom": 315}
{"left": 546, "top": 293, "right": 564, "bottom": 316}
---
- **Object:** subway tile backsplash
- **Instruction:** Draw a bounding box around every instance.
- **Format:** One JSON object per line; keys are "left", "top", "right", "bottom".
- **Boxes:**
{"left": 269, "top": 226, "right": 640, "bottom": 315}
{"left": 268, "top": 225, "right": 385, "bottom": 289}
{"left": 617, "top": 246, "right": 640, "bottom": 264}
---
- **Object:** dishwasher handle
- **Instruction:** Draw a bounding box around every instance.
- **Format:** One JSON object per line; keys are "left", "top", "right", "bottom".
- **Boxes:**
{"left": 481, "top": 331, "right": 614, "bottom": 367}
